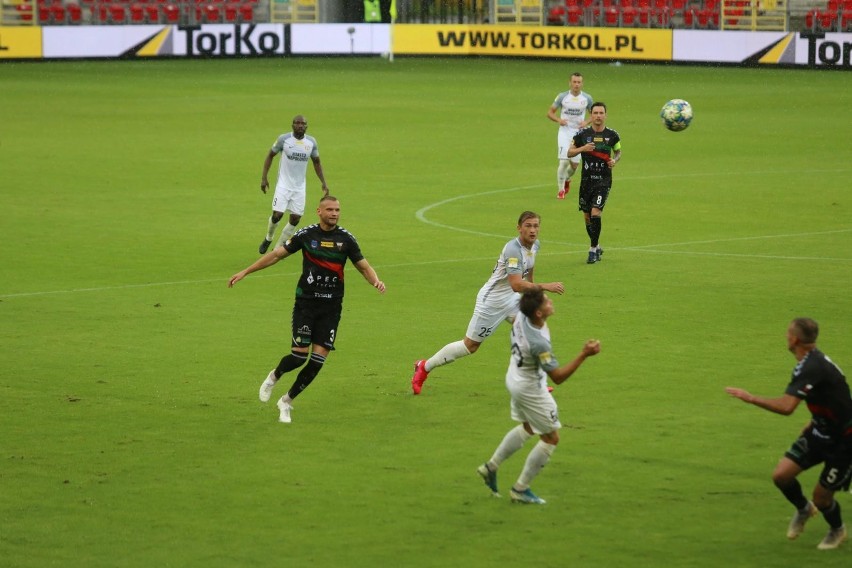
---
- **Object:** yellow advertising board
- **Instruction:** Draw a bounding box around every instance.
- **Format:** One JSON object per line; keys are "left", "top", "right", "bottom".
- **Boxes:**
{"left": 393, "top": 24, "right": 671, "bottom": 60}
{"left": 0, "top": 26, "right": 42, "bottom": 59}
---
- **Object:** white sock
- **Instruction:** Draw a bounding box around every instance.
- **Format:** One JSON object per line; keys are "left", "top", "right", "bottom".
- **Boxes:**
{"left": 275, "top": 223, "right": 297, "bottom": 248}
{"left": 488, "top": 424, "right": 533, "bottom": 469}
{"left": 425, "top": 340, "right": 471, "bottom": 372}
{"left": 515, "top": 440, "right": 556, "bottom": 490}
{"left": 265, "top": 216, "right": 279, "bottom": 241}
{"left": 557, "top": 160, "right": 571, "bottom": 190}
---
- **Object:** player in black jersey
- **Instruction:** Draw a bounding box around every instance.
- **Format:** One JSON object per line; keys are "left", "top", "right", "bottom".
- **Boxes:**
{"left": 726, "top": 318, "right": 852, "bottom": 550}
{"left": 567, "top": 102, "right": 621, "bottom": 265}
{"left": 229, "top": 195, "right": 386, "bottom": 424}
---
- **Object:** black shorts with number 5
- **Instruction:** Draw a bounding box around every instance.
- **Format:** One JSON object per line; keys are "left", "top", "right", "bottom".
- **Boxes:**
{"left": 291, "top": 297, "right": 343, "bottom": 351}
{"left": 785, "top": 429, "right": 852, "bottom": 491}
{"left": 578, "top": 176, "right": 612, "bottom": 213}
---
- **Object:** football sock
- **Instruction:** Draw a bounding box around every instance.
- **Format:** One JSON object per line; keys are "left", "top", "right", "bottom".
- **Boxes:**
{"left": 426, "top": 340, "right": 471, "bottom": 372}
{"left": 265, "top": 216, "right": 279, "bottom": 241}
{"left": 286, "top": 352, "right": 326, "bottom": 400}
{"left": 275, "top": 223, "right": 297, "bottom": 248}
{"left": 515, "top": 440, "right": 556, "bottom": 490}
{"left": 585, "top": 222, "right": 593, "bottom": 239}
{"left": 274, "top": 350, "right": 308, "bottom": 378}
{"left": 489, "top": 424, "right": 533, "bottom": 468}
{"left": 820, "top": 500, "right": 844, "bottom": 529}
{"left": 589, "top": 215, "right": 602, "bottom": 248}
{"left": 776, "top": 479, "right": 808, "bottom": 510}
{"left": 557, "top": 161, "right": 571, "bottom": 191}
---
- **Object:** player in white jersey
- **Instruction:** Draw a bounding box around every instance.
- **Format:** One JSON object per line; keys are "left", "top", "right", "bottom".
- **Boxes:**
{"left": 476, "top": 289, "right": 601, "bottom": 504}
{"left": 410, "top": 211, "right": 565, "bottom": 395}
{"left": 257, "top": 115, "right": 330, "bottom": 254}
{"left": 547, "top": 72, "right": 593, "bottom": 199}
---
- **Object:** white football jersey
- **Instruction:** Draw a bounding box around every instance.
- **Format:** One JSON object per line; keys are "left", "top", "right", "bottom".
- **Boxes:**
{"left": 552, "top": 90, "right": 594, "bottom": 131}
{"left": 272, "top": 133, "right": 319, "bottom": 192}
{"left": 476, "top": 237, "right": 539, "bottom": 309}
{"left": 506, "top": 312, "right": 560, "bottom": 387}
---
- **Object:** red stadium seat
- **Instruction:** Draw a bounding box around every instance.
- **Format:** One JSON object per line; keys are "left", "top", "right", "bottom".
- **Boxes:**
{"left": 162, "top": 2, "right": 179, "bottom": 21}
{"left": 203, "top": 2, "right": 221, "bottom": 21}
{"left": 129, "top": 3, "right": 145, "bottom": 21}
{"left": 621, "top": 5, "right": 637, "bottom": 24}
{"left": 144, "top": 3, "right": 159, "bottom": 21}
{"left": 813, "top": 10, "right": 836, "bottom": 30}
{"left": 238, "top": 1, "right": 253, "bottom": 21}
{"left": 66, "top": 2, "right": 83, "bottom": 22}
{"left": 547, "top": 5, "right": 565, "bottom": 23}
{"left": 38, "top": 4, "right": 51, "bottom": 23}
{"left": 842, "top": 10, "right": 852, "bottom": 30}
{"left": 566, "top": 4, "right": 582, "bottom": 23}
{"left": 805, "top": 7, "right": 817, "bottom": 28}
{"left": 108, "top": 3, "right": 127, "bottom": 21}
{"left": 224, "top": 1, "right": 239, "bottom": 20}
{"left": 603, "top": 5, "right": 618, "bottom": 24}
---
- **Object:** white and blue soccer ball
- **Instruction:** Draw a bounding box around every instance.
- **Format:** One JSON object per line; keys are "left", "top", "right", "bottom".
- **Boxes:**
{"left": 660, "top": 99, "right": 693, "bottom": 132}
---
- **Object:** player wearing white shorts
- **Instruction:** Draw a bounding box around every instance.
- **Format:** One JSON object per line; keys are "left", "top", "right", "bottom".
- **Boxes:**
{"left": 475, "top": 289, "right": 601, "bottom": 504}
{"left": 257, "top": 115, "right": 329, "bottom": 254}
{"left": 410, "top": 211, "right": 565, "bottom": 395}
{"left": 547, "top": 72, "right": 593, "bottom": 200}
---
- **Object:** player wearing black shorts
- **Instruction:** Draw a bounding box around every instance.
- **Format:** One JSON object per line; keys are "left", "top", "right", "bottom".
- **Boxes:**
{"left": 229, "top": 195, "right": 386, "bottom": 424}
{"left": 568, "top": 102, "right": 621, "bottom": 265}
{"left": 726, "top": 318, "right": 852, "bottom": 550}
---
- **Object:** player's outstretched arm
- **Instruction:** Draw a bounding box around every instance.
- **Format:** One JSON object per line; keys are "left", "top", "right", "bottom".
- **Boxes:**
{"left": 548, "top": 340, "right": 601, "bottom": 385}
{"left": 354, "top": 259, "right": 386, "bottom": 294}
{"left": 228, "top": 248, "right": 289, "bottom": 288}
{"left": 724, "top": 387, "right": 801, "bottom": 416}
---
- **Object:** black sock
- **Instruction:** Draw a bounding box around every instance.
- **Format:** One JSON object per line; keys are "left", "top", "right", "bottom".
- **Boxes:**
{"left": 585, "top": 222, "right": 593, "bottom": 239}
{"left": 286, "top": 353, "right": 326, "bottom": 400}
{"left": 777, "top": 479, "right": 809, "bottom": 510}
{"left": 820, "top": 500, "right": 844, "bottom": 530}
{"left": 590, "top": 216, "right": 602, "bottom": 248}
{"left": 274, "top": 350, "right": 308, "bottom": 378}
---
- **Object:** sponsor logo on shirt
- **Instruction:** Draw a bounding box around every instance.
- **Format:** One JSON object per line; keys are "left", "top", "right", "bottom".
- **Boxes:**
{"left": 507, "top": 257, "right": 520, "bottom": 269}
{"left": 538, "top": 351, "right": 553, "bottom": 365}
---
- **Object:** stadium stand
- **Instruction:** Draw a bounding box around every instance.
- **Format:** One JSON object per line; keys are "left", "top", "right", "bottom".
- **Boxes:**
{"left": 546, "top": 0, "right": 796, "bottom": 29}
{"left": 0, "top": 0, "right": 270, "bottom": 24}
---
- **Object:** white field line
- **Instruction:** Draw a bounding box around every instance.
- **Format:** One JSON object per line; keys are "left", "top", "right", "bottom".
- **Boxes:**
{"left": 3, "top": 174, "right": 850, "bottom": 299}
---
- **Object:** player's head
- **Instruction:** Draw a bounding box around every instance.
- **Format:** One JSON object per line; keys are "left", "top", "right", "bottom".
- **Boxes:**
{"left": 788, "top": 317, "right": 819, "bottom": 351}
{"left": 292, "top": 115, "right": 308, "bottom": 137}
{"left": 518, "top": 211, "right": 540, "bottom": 226}
{"left": 570, "top": 72, "right": 583, "bottom": 93}
{"left": 590, "top": 102, "right": 607, "bottom": 125}
{"left": 317, "top": 195, "right": 340, "bottom": 228}
{"left": 517, "top": 211, "right": 541, "bottom": 247}
{"left": 519, "top": 289, "right": 553, "bottom": 321}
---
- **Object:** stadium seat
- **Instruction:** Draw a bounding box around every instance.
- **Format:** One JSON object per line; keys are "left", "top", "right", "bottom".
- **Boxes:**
{"left": 547, "top": 5, "right": 566, "bottom": 23}
{"left": 38, "top": 4, "right": 51, "bottom": 23}
{"left": 670, "top": 0, "right": 686, "bottom": 15}
{"left": 224, "top": 1, "right": 239, "bottom": 20}
{"left": 805, "top": 7, "right": 817, "bottom": 28}
{"left": 603, "top": 5, "right": 618, "bottom": 24}
{"left": 203, "top": 2, "right": 221, "bottom": 21}
{"left": 129, "top": 2, "right": 145, "bottom": 21}
{"left": 144, "top": 2, "right": 159, "bottom": 20}
{"left": 621, "top": 5, "right": 637, "bottom": 24}
{"left": 162, "top": 2, "right": 179, "bottom": 21}
{"left": 108, "top": 3, "right": 127, "bottom": 21}
{"left": 66, "top": 2, "right": 83, "bottom": 22}
{"left": 843, "top": 10, "right": 852, "bottom": 30}
{"left": 566, "top": 5, "right": 582, "bottom": 23}
{"left": 818, "top": 10, "right": 837, "bottom": 29}
{"left": 238, "top": 1, "right": 253, "bottom": 20}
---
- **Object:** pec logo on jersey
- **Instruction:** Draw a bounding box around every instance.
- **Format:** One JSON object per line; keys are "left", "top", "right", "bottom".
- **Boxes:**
{"left": 507, "top": 257, "right": 520, "bottom": 269}
{"left": 538, "top": 351, "right": 554, "bottom": 365}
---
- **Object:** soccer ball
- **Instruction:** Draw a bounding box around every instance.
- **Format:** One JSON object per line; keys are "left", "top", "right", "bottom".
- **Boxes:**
{"left": 660, "top": 99, "right": 693, "bottom": 132}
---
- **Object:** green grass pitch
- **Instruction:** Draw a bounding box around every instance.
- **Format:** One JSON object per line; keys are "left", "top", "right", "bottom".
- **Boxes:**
{"left": 1, "top": 56, "right": 851, "bottom": 567}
